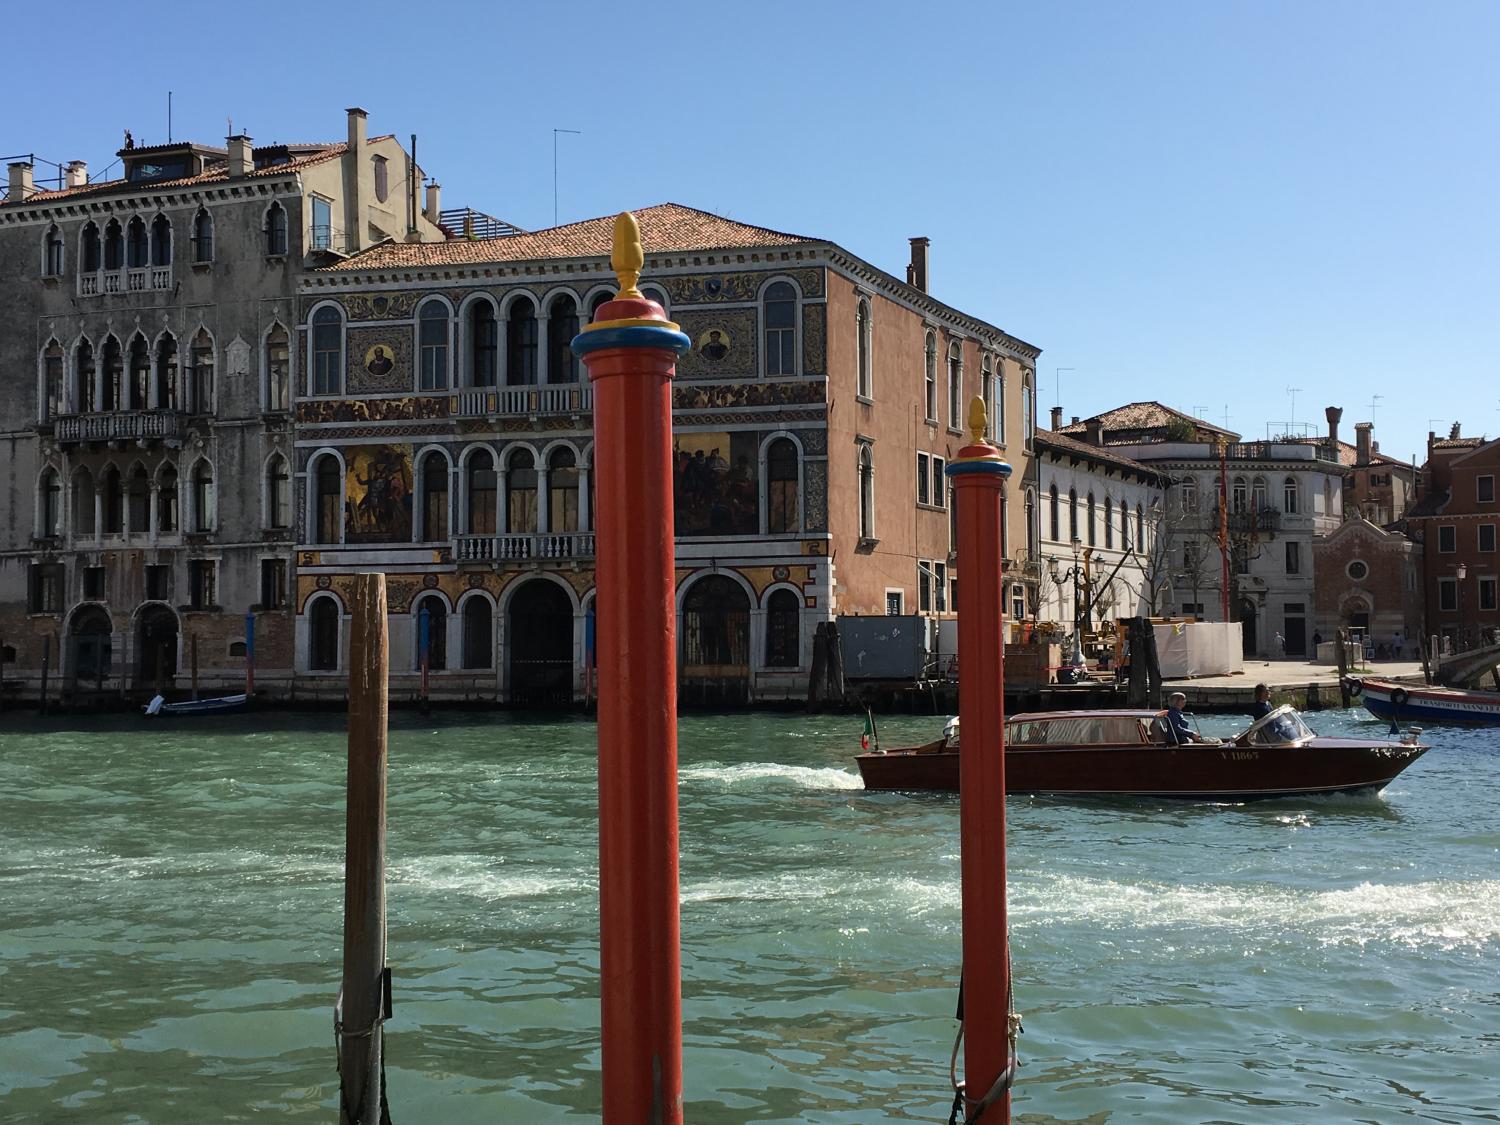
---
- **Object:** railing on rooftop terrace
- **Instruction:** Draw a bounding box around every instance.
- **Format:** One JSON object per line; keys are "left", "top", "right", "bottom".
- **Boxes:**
{"left": 440, "top": 207, "right": 525, "bottom": 240}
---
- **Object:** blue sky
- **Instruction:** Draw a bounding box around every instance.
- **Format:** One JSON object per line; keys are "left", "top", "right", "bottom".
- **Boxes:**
{"left": 8, "top": 1, "right": 1495, "bottom": 463}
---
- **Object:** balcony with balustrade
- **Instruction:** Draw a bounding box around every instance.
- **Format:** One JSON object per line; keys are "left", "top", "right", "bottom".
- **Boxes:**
{"left": 1205, "top": 506, "right": 1282, "bottom": 536}
{"left": 450, "top": 384, "right": 593, "bottom": 419}
{"left": 54, "top": 409, "right": 184, "bottom": 446}
{"left": 453, "top": 532, "right": 596, "bottom": 563}
{"left": 78, "top": 268, "right": 172, "bottom": 297}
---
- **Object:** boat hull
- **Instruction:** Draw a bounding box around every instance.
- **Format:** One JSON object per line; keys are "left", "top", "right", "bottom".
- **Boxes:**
{"left": 1358, "top": 678, "right": 1500, "bottom": 726}
{"left": 856, "top": 738, "right": 1427, "bottom": 799}
{"left": 144, "top": 693, "right": 248, "bottom": 717}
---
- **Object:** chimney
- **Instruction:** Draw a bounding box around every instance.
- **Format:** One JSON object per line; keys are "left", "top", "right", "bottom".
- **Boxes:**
{"left": 7, "top": 162, "right": 35, "bottom": 202}
{"left": 1071, "top": 415, "right": 1080, "bottom": 426}
{"left": 64, "top": 160, "right": 88, "bottom": 189}
{"left": 1325, "top": 405, "right": 1343, "bottom": 446}
{"left": 226, "top": 134, "right": 252, "bottom": 178}
{"left": 343, "top": 107, "right": 369, "bottom": 253}
{"left": 1050, "top": 405, "right": 1064, "bottom": 431}
{"left": 908, "top": 236, "right": 929, "bottom": 293}
{"left": 1354, "top": 422, "right": 1373, "bottom": 467}
{"left": 1085, "top": 419, "right": 1106, "bottom": 446}
{"left": 1372, "top": 440, "right": 1380, "bottom": 455}
{"left": 424, "top": 181, "right": 442, "bottom": 226}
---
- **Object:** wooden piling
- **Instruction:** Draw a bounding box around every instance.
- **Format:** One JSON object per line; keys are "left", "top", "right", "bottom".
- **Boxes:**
{"left": 339, "top": 572, "right": 390, "bottom": 1125}
{"left": 39, "top": 635, "right": 50, "bottom": 716}
{"left": 1336, "top": 629, "right": 1350, "bottom": 708}
{"left": 191, "top": 634, "right": 200, "bottom": 701}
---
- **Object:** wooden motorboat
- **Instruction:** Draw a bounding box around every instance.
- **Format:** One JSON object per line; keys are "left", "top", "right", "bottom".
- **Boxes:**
{"left": 143, "top": 693, "right": 249, "bottom": 717}
{"left": 855, "top": 705, "right": 1428, "bottom": 800}
{"left": 1351, "top": 676, "right": 1500, "bottom": 726}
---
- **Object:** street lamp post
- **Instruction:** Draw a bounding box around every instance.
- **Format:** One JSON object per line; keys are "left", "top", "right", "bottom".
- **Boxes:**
{"left": 1456, "top": 562, "right": 1468, "bottom": 651}
{"left": 1048, "top": 537, "right": 1088, "bottom": 679}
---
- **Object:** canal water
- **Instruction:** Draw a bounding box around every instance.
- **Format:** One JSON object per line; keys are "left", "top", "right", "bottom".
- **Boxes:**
{"left": 1, "top": 707, "right": 1495, "bottom": 1123}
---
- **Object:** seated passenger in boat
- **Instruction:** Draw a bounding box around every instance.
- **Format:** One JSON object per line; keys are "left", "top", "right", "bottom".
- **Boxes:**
{"left": 1165, "top": 692, "right": 1203, "bottom": 744}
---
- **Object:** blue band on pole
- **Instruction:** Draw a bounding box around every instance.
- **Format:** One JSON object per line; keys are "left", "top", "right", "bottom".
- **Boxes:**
{"left": 245, "top": 613, "right": 255, "bottom": 660}
{"left": 571, "top": 324, "right": 691, "bottom": 358}
{"left": 419, "top": 607, "right": 430, "bottom": 660}
{"left": 945, "top": 459, "right": 1013, "bottom": 479}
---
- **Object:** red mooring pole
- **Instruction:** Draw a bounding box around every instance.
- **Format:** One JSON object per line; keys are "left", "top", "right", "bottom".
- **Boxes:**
{"left": 947, "top": 397, "right": 1015, "bottom": 1123}
{"left": 572, "top": 212, "right": 691, "bottom": 1123}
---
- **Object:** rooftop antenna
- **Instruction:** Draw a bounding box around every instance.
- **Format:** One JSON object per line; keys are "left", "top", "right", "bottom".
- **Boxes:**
{"left": 1366, "top": 393, "right": 1383, "bottom": 425}
{"left": 1054, "top": 367, "right": 1075, "bottom": 410}
{"left": 1222, "top": 404, "right": 1232, "bottom": 430}
{"left": 1286, "top": 385, "right": 1302, "bottom": 432}
{"left": 167, "top": 91, "right": 172, "bottom": 143}
{"left": 552, "top": 128, "right": 581, "bottom": 227}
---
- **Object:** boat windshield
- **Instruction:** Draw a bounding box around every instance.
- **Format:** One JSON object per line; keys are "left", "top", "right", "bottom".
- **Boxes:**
{"left": 1242, "top": 705, "right": 1314, "bottom": 746}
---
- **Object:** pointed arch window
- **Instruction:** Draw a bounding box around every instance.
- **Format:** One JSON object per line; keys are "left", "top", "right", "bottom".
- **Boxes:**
{"left": 418, "top": 300, "right": 450, "bottom": 391}
{"left": 43, "top": 341, "right": 64, "bottom": 420}
{"left": 189, "top": 331, "right": 214, "bottom": 414}
{"left": 765, "top": 588, "right": 801, "bottom": 668}
{"left": 462, "top": 597, "right": 493, "bottom": 670}
{"left": 266, "top": 456, "right": 290, "bottom": 529}
{"left": 1022, "top": 372, "right": 1035, "bottom": 447}
{"left": 947, "top": 342, "right": 963, "bottom": 430}
{"left": 506, "top": 296, "right": 538, "bottom": 385}
{"left": 468, "top": 300, "right": 498, "bottom": 387}
{"left": 156, "top": 334, "right": 179, "bottom": 411}
{"left": 126, "top": 216, "right": 149, "bottom": 268}
{"left": 101, "top": 337, "right": 123, "bottom": 411}
{"left": 191, "top": 461, "right": 215, "bottom": 532}
{"left": 103, "top": 467, "right": 124, "bottom": 534}
{"left": 1048, "top": 484, "right": 1060, "bottom": 541}
{"left": 81, "top": 221, "right": 101, "bottom": 273}
{"left": 40, "top": 469, "right": 61, "bottom": 536}
{"left": 128, "top": 466, "right": 150, "bottom": 532}
{"left": 44, "top": 224, "right": 64, "bottom": 277}
{"left": 315, "top": 455, "right": 341, "bottom": 544}
{"left": 1068, "top": 488, "right": 1079, "bottom": 541}
{"left": 265, "top": 201, "right": 289, "bottom": 256}
{"left": 764, "top": 282, "right": 797, "bottom": 376}
{"left": 128, "top": 336, "right": 150, "bottom": 410}
{"left": 856, "top": 298, "right": 872, "bottom": 398}
{"left": 266, "top": 325, "right": 290, "bottom": 411}
{"left": 312, "top": 306, "right": 343, "bottom": 395}
{"left": 1104, "top": 496, "right": 1114, "bottom": 549}
{"left": 1087, "top": 493, "right": 1097, "bottom": 546}
{"left": 995, "top": 361, "right": 1007, "bottom": 441}
{"left": 1026, "top": 489, "right": 1037, "bottom": 554}
{"left": 507, "top": 448, "right": 538, "bottom": 533}
{"left": 981, "top": 356, "right": 994, "bottom": 439}
{"left": 467, "top": 449, "right": 497, "bottom": 534}
{"left": 766, "top": 437, "right": 799, "bottom": 534}
{"left": 309, "top": 597, "right": 340, "bottom": 671}
{"left": 1136, "top": 503, "right": 1146, "bottom": 552}
{"left": 549, "top": 446, "right": 580, "bottom": 533}
{"left": 857, "top": 443, "right": 875, "bottom": 540}
{"left": 192, "top": 208, "right": 214, "bottom": 263}
{"left": 924, "top": 332, "right": 937, "bottom": 420}
{"left": 158, "top": 465, "right": 179, "bottom": 533}
{"left": 547, "top": 294, "right": 581, "bottom": 384}
{"left": 73, "top": 470, "right": 96, "bottom": 536}
{"left": 420, "top": 452, "right": 449, "bottom": 542}
{"left": 151, "top": 214, "right": 172, "bottom": 266}
{"left": 103, "top": 219, "right": 124, "bottom": 270}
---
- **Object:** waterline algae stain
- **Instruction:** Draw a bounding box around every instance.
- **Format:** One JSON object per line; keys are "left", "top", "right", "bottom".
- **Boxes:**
{"left": 1, "top": 710, "right": 1496, "bottom": 1120}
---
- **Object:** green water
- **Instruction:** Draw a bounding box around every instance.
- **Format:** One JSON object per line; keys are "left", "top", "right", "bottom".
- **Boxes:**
{"left": 1, "top": 708, "right": 1496, "bottom": 1123}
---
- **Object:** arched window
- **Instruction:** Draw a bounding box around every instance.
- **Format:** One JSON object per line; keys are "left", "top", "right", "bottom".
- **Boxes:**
{"left": 1104, "top": 496, "right": 1114, "bottom": 549}
{"left": 766, "top": 437, "right": 799, "bottom": 534}
{"left": 506, "top": 447, "right": 538, "bottom": 533}
{"left": 418, "top": 300, "right": 450, "bottom": 391}
{"left": 156, "top": 333, "right": 178, "bottom": 411}
{"left": 506, "top": 296, "right": 538, "bottom": 385}
{"left": 924, "top": 332, "right": 937, "bottom": 420}
{"left": 1068, "top": 488, "right": 1079, "bottom": 541}
{"left": 266, "top": 325, "right": 290, "bottom": 411}
{"left": 981, "top": 356, "right": 994, "bottom": 439}
{"left": 266, "top": 456, "right": 290, "bottom": 529}
{"left": 1049, "top": 483, "right": 1060, "bottom": 541}
{"left": 589, "top": 291, "right": 612, "bottom": 322}
{"left": 128, "top": 335, "right": 150, "bottom": 410}
{"left": 641, "top": 285, "right": 669, "bottom": 313}
{"left": 81, "top": 221, "right": 101, "bottom": 273}
{"left": 857, "top": 443, "right": 874, "bottom": 539}
{"left": 103, "top": 467, "right": 124, "bottom": 534}
{"left": 158, "top": 465, "right": 179, "bottom": 533}
{"left": 1284, "top": 477, "right": 1300, "bottom": 514}
{"left": 765, "top": 588, "right": 801, "bottom": 668}
{"left": 1136, "top": 504, "right": 1146, "bottom": 552}
{"left": 309, "top": 597, "right": 340, "bottom": 671}
{"left": 189, "top": 330, "right": 214, "bottom": 414}
{"left": 72, "top": 470, "right": 96, "bottom": 536}
{"left": 420, "top": 452, "right": 449, "bottom": 542}
{"left": 547, "top": 294, "right": 580, "bottom": 384}
{"left": 126, "top": 216, "right": 148, "bottom": 268}
{"left": 192, "top": 208, "right": 213, "bottom": 263}
{"left": 151, "top": 214, "right": 171, "bottom": 267}
{"left": 467, "top": 449, "right": 497, "bottom": 534}
{"left": 548, "top": 446, "right": 579, "bottom": 533}
{"left": 1231, "top": 476, "right": 1248, "bottom": 514}
{"left": 1180, "top": 478, "right": 1198, "bottom": 514}
{"left": 43, "top": 341, "right": 64, "bottom": 420}
{"left": 995, "top": 361, "right": 1007, "bottom": 441}
{"left": 372, "top": 155, "right": 389, "bottom": 203}
{"left": 764, "top": 281, "right": 797, "bottom": 376}
{"left": 1252, "top": 476, "right": 1268, "bottom": 512}
{"left": 462, "top": 597, "right": 493, "bottom": 670}
{"left": 265, "top": 201, "right": 289, "bottom": 256}
{"left": 101, "top": 337, "right": 123, "bottom": 411}
{"left": 103, "top": 219, "right": 124, "bottom": 270}
{"left": 312, "top": 306, "right": 343, "bottom": 395}
{"left": 856, "top": 298, "right": 872, "bottom": 398}
{"left": 191, "top": 461, "right": 215, "bottom": 531}
{"left": 1026, "top": 489, "right": 1037, "bottom": 554}
{"left": 468, "top": 300, "right": 498, "bottom": 386}
{"left": 1120, "top": 499, "right": 1131, "bottom": 551}
{"left": 947, "top": 342, "right": 963, "bottom": 429}
{"left": 127, "top": 465, "right": 150, "bottom": 533}
{"left": 315, "top": 454, "right": 341, "bottom": 544}
{"left": 1022, "top": 373, "right": 1035, "bottom": 447}
{"left": 682, "top": 575, "right": 751, "bottom": 667}
{"left": 44, "top": 224, "right": 64, "bottom": 277}
{"left": 414, "top": 595, "right": 447, "bottom": 671}
{"left": 40, "top": 469, "right": 61, "bottom": 536}
{"left": 1086, "top": 493, "right": 1097, "bottom": 546}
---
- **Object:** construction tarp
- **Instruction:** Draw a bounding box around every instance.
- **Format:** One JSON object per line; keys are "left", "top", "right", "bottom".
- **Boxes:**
{"left": 1153, "top": 621, "right": 1242, "bottom": 678}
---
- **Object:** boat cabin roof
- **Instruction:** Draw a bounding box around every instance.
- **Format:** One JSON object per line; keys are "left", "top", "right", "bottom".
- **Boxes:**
{"left": 1008, "top": 709, "right": 1165, "bottom": 722}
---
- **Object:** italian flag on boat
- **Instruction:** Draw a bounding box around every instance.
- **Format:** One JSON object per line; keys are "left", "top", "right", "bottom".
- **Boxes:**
{"left": 861, "top": 710, "right": 879, "bottom": 752}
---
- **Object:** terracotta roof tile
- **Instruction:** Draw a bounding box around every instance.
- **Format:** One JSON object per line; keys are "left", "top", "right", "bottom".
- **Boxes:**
{"left": 316, "top": 203, "right": 818, "bottom": 271}
{"left": 1034, "top": 429, "right": 1163, "bottom": 477}
{"left": 1057, "top": 400, "right": 1238, "bottom": 441}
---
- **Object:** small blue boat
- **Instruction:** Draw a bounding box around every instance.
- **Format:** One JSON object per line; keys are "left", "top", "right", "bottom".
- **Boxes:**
{"left": 143, "top": 693, "right": 248, "bottom": 717}
{"left": 1351, "top": 676, "right": 1500, "bottom": 726}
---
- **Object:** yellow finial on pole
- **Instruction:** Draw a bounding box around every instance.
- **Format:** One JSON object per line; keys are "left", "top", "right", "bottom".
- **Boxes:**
{"left": 968, "top": 396, "right": 988, "bottom": 444}
{"left": 611, "top": 211, "right": 644, "bottom": 299}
